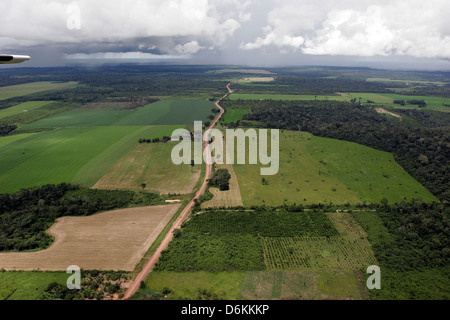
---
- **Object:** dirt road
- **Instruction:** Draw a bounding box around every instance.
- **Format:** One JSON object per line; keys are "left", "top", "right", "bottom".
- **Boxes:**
{"left": 122, "top": 85, "right": 228, "bottom": 300}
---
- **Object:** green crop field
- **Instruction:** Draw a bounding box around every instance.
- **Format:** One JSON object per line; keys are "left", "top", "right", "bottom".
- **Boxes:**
{"left": 0, "top": 101, "right": 54, "bottom": 119}
{"left": 141, "top": 271, "right": 246, "bottom": 300}
{"left": 0, "top": 82, "right": 78, "bottom": 100}
{"left": 140, "top": 270, "right": 366, "bottom": 300}
{"left": 73, "top": 125, "right": 182, "bottom": 187}
{"left": 93, "top": 140, "right": 202, "bottom": 194}
{"left": 232, "top": 131, "right": 437, "bottom": 206}
{"left": 20, "top": 100, "right": 215, "bottom": 130}
{"left": 0, "top": 132, "right": 37, "bottom": 148}
{"left": 0, "top": 271, "right": 67, "bottom": 300}
{"left": 146, "top": 209, "right": 374, "bottom": 300}
{"left": 261, "top": 212, "right": 377, "bottom": 271}
{"left": 221, "top": 109, "right": 251, "bottom": 123}
{"left": 0, "top": 126, "right": 152, "bottom": 194}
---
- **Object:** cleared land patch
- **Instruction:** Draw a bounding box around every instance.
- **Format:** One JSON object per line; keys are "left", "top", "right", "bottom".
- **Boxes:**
{"left": 228, "top": 93, "right": 450, "bottom": 110}
{"left": 20, "top": 100, "right": 215, "bottom": 130}
{"left": 233, "top": 131, "right": 436, "bottom": 206}
{"left": 73, "top": 125, "right": 182, "bottom": 187}
{"left": 202, "top": 164, "right": 243, "bottom": 208}
{"left": 229, "top": 93, "right": 349, "bottom": 102}
{"left": 0, "top": 204, "right": 181, "bottom": 271}
{"left": 237, "top": 77, "right": 275, "bottom": 84}
{"left": 221, "top": 109, "right": 251, "bottom": 123}
{"left": 93, "top": 142, "right": 201, "bottom": 194}
{"left": 0, "top": 101, "right": 53, "bottom": 119}
{"left": 0, "top": 82, "right": 78, "bottom": 100}
{"left": 0, "top": 271, "right": 68, "bottom": 300}
{"left": 0, "top": 126, "right": 146, "bottom": 194}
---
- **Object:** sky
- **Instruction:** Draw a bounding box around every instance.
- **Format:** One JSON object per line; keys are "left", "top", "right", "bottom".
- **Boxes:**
{"left": 1, "top": 0, "right": 450, "bottom": 70}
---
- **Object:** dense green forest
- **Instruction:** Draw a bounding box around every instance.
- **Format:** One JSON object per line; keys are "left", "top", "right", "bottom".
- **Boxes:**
{"left": 208, "top": 169, "right": 231, "bottom": 191}
{"left": 0, "top": 124, "right": 17, "bottom": 136}
{"left": 241, "top": 101, "right": 450, "bottom": 202}
{"left": 0, "top": 183, "right": 164, "bottom": 252}
{"left": 354, "top": 201, "right": 449, "bottom": 299}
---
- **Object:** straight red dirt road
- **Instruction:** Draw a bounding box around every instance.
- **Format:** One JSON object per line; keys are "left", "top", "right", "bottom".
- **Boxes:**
{"left": 122, "top": 84, "right": 230, "bottom": 300}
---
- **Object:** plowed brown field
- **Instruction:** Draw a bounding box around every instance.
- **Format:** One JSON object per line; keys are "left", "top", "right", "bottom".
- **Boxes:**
{"left": 0, "top": 204, "right": 181, "bottom": 271}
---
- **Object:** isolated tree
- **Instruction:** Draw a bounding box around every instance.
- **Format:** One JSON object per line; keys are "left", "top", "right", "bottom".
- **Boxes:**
{"left": 141, "top": 183, "right": 146, "bottom": 191}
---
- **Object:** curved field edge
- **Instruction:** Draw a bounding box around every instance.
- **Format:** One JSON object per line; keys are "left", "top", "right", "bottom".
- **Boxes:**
{"left": 73, "top": 125, "right": 183, "bottom": 187}
{"left": 0, "top": 82, "right": 78, "bottom": 101}
{"left": 0, "top": 101, "right": 54, "bottom": 120}
{"left": 0, "top": 127, "right": 145, "bottom": 194}
{"left": 0, "top": 204, "right": 181, "bottom": 272}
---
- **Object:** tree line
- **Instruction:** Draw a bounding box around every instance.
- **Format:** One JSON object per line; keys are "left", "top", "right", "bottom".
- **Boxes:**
{"left": 0, "top": 183, "right": 163, "bottom": 252}
{"left": 242, "top": 101, "right": 450, "bottom": 202}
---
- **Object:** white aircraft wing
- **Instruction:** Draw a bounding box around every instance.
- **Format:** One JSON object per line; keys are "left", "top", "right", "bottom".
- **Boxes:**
{"left": 0, "top": 54, "right": 30, "bottom": 64}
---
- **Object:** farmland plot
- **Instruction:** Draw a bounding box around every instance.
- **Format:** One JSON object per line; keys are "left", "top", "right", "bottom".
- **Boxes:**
{"left": 93, "top": 142, "right": 201, "bottom": 194}
{"left": 0, "top": 204, "right": 181, "bottom": 271}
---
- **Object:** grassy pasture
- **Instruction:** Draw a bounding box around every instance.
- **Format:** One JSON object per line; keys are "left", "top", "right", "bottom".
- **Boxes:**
{"left": 202, "top": 164, "right": 243, "bottom": 208}
{"left": 221, "top": 109, "right": 251, "bottom": 123}
{"left": 73, "top": 125, "right": 181, "bottom": 187}
{"left": 0, "top": 82, "right": 78, "bottom": 100}
{"left": 229, "top": 93, "right": 348, "bottom": 102}
{"left": 0, "top": 101, "right": 53, "bottom": 119}
{"left": 140, "top": 270, "right": 366, "bottom": 300}
{"left": 0, "top": 271, "right": 67, "bottom": 300}
{"left": 93, "top": 141, "right": 201, "bottom": 194}
{"left": 346, "top": 92, "right": 450, "bottom": 110}
{"left": 232, "top": 131, "right": 436, "bottom": 206}
{"left": 20, "top": 100, "right": 215, "bottom": 130}
{"left": 366, "top": 78, "right": 448, "bottom": 86}
{"left": 236, "top": 77, "right": 275, "bottom": 84}
{"left": 228, "top": 93, "right": 450, "bottom": 110}
{"left": 142, "top": 271, "right": 246, "bottom": 300}
{"left": 0, "top": 126, "right": 145, "bottom": 194}
{"left": 0, "top": 132, "right": 37, "bottom": 148}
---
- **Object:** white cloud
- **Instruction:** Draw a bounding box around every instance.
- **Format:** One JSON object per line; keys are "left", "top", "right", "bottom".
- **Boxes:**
{"left": 303, "top": 2, "right": 450, "bottom": 58}
{"left": 2, "top": 0, "right": 450, "bottom": 63}
{"left": 174, "top": 41, "right": 204, "bottom": 54}
{"left": 65, "top": 51, "right": 189, "bottom": 60}
{"left": 241, "top": 0, "right": 450, "bottom": 59}
{"left": 0, "top": 0, "right": 240, "bottom": 50}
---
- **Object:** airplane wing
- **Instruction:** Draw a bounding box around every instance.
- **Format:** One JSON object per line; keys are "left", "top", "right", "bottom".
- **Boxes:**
{"left": 0, "top": 54, "right": 31, "bottom": 64}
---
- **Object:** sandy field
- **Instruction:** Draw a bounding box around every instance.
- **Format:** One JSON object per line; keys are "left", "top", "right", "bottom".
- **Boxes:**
{"left": 0, "top": 204, "right": 181, "bottom": 271}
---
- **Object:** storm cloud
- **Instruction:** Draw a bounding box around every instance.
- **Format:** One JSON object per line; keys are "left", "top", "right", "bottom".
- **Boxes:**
{"left": 1, "top": 0, "right": 450, "bottom": 69}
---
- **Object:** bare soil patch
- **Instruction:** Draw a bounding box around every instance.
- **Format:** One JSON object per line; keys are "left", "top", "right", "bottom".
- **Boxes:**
{"left": 202, "top": 164, "right": 243, "bottom": 208}
{"left": 93, "top": 143, "right": 201, "bottom": 195}
{"left": 0, "top": 204, "right": 181, "bottom": 271}
{"left": 375, "top": 108, "right": 402, "bottom": 119}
